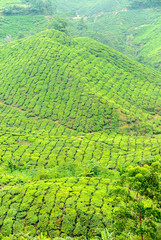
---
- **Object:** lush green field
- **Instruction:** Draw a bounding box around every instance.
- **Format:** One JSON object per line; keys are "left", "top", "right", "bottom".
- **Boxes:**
{"left": 0, "top": 175, "right": 160, "bottom": 239}
{"left": 0, "top": 178, "right": 111, "bottom": 238}
{"left": 0, "top": 102, "right": 160, "bottom": 183}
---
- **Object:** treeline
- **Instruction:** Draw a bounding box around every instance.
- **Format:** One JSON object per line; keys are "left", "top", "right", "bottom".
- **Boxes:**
{"left": 3, "top": 0, "right": 56, "bottom": 15}
{"left": 129, "top": 0, "right": 161, "bottom": 9}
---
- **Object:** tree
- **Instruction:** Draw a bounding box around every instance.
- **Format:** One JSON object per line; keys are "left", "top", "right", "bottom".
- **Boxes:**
{"left": 26, "top": 0, "right": 55, "bottom": 15}
{"left": 77, "top": 18, "right": 87, "bottom": 31}
{"left": 48, "top": 16, "right": 68, "bottom": 32}
{"left": 108, "top": 162, "right": 161, "bottom": 239}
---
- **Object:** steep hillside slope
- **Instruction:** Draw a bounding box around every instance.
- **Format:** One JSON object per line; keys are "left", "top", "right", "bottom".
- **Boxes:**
{"left": 0, "top": 29, "right": 161, "bottom": 134}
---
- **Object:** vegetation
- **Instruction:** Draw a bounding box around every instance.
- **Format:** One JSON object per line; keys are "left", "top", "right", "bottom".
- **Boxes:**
{"left": 129, "top": 0, "right": 161, "bottom": 9}
{"left": 0, "top": 28, "right": 160, "bottom": 239}
{"left": 0, "top": 0, "right": 161, "bottom": 239}
{"left": 1, "top": 29, "right": 161, "bottom": 134}
{"left": 1, "top": 0, "right": 161, "bottom": 72}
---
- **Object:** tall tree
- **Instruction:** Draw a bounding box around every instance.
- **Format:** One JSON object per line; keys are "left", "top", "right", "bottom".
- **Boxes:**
{"left": 108, "top": 162, "right": 161, "bottom": 239}
{"left": 48, "top": 16, "right": 68, "bottom": 32}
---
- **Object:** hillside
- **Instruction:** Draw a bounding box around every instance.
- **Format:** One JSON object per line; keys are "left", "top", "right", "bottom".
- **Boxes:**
{"left": 1, "top": 29, "right": 161, "bottom": 134}
{"left": 0, "top": 29, "right": 161, "bottom": 239}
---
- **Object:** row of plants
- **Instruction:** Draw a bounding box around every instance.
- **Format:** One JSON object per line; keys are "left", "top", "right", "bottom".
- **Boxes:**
{"left": 0, "top": 103, "right": 160, "bottom": 179}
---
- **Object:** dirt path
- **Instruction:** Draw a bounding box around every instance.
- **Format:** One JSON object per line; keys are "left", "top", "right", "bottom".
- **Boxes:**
{"left": 93, "top": 8, "right": 128, "bottom": 22}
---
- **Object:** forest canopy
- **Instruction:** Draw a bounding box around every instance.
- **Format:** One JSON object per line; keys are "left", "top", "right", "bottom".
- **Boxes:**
{"left": 129, "top": 0, "right": 161, "bottom": 8}
{"left": 3, "top": 0, "right": 56, "bottom": 15}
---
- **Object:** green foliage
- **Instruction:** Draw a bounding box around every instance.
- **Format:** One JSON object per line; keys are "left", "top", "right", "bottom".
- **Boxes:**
{"left": 1, "top": 29, "right": 161, "bottom": 134}
{"left": 0, "top": 178, "right": 110, "bottom": 238}
{"left": 2, "top": 0, "right": 55, "bottom": 15}
{"left": 48, "top": 16, "right": 68, "bottom": 32}
{"left": 0, "top": 3, "right": 161, "bottom": 238}
{"left": 27, "top": 0, "right": 55, "bottom": 15}
{"left": 108, "top": 164, "right": 161, "bottom": 239}
{"left": 129, "top": 0, "right": 161, "bottom": 9}
{"left": 1, "top": 0, "right": 161, "bottom": 73}
{"left": 101, "top": 229, "right": 114, "bottom": 240}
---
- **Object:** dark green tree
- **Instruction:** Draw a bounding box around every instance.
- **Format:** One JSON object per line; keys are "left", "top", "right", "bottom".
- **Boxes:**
{"left": 109, "top": 162, "right": 161, "bottom": 239}
{"left": 26, "top": 0, "right": 55, "bottom": 14}
{"left": 77, "top": 18, "right": 87, "bottom": 31}
{"left": 48, "top": 16, "right": 68, "bottom": 32}
{"left": 129, "top": 0, "right": 161, "bottom": 8}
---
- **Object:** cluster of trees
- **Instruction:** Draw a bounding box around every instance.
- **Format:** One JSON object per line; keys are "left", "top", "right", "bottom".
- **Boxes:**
{"left": 108, "top": 162, "right": 161, "bottom": 239}
{"left": 3, "top": 0, "right": 56, "bottom": 15}
{"left": 26, "top": 0, "right": 56, "bottom": 15}
{"left": 129, "top": 0, "right": 161, "bottom": 9}
{"left": 48, "top": 16, "right": 68, "bottom": 33}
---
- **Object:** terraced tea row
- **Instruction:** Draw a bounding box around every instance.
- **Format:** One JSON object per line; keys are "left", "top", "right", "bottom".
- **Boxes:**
{"left": 1, "top": 174, "right": 160, "bottom": 240}
{"left": 0, "top": 102, "right": 160, "bottom": 182}
{"left": 0, "top": 178, "right": 111, "bottom": 238}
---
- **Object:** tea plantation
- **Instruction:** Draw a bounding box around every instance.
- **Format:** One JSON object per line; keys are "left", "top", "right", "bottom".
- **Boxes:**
{"left": 0, "top": 28, "right": 160, "bottom": 239}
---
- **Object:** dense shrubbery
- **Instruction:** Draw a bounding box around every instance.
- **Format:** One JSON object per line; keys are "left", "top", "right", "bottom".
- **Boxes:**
{"left": 0, "top": 102, "right": 160, "bottom": 180}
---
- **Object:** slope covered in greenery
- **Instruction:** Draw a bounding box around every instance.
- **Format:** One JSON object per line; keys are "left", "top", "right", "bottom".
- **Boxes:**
{"left": 1, "top": 174, "right": 159, "bottom": 239}
{"left": 1, "top": 29, "right": 161, "bottom": 134}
